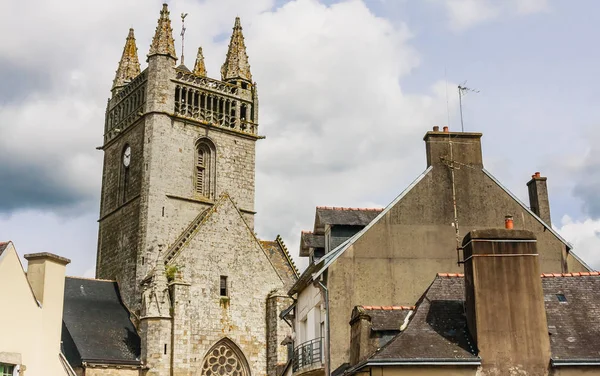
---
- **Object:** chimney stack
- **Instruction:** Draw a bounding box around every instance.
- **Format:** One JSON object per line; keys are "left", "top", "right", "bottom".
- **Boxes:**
{"left": 527, "top": 172, "right": 551, "bottom": 226}
{"left": 24, "top": 253, "right": 70, "bottom": 305}
{"left": 462, "top": 229, "right": 550, "bottom": 375}
{"left": 423, "top": 129, "right": 483, "bottom": 168}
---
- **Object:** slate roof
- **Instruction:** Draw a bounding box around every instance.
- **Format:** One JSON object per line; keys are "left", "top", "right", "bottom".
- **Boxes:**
{"left": 62, "top": 277, "right": 141, "bottom": 366}
{"left": 0, "top": 242, "right": 8, "bottom": 257}
{"left": 358, "top": 306, "right": 414, "bottom": 332}
{"left": 366, "top": 273, "right": 600, "bottom": 365}
{"left": 300, "top": 231, "right": 325, "bottom": 257}
{"left": 371, "top": 276, "right": 477, "bottom": 362}
{"left": 260, "top": 235, "right": 299, "bottom": 289}
{"left": 315, "top": 207, "right": 382, "bottom": 232}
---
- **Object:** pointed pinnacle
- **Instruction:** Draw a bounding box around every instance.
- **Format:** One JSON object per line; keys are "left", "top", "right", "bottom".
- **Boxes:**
{"left": 221, "top": 17, "right": 252, "bottom": 82}
{"left": 112, "top": 28, "right": 141, "bottom": 90}
{"left": 148, "top": 3, "right": 177, "bottom": 59}
{"left": 193, "top": 47, "right": 207, "bottom": 76}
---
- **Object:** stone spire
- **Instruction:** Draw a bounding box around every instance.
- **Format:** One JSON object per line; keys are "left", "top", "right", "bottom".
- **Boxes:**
{"left": 221, "top": 17, "right": 252, "bottom": 82}
{"left": 193, "top": 47, "right": 207, "bottom": 76}
{"left": 148, "top": 3, "right": 177, "bottom": 60}
{"left": 112, "top": 28, "right": 141, "bottom": 90}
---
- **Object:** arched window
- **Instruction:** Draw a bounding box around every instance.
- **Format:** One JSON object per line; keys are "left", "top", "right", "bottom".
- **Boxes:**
{"left": 195, "top": 138, "right": 216, "bottom": 199}
{"left": 201, "top": 338, "right": 250, "bottom": 376}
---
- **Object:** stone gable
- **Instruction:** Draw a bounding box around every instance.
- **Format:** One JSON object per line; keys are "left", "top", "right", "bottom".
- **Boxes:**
{"left": 166, "top": 195, "right": 288, "bottom": 375}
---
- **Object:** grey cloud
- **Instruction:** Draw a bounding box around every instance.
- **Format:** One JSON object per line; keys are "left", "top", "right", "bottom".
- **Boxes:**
{"left": 0, "top": 157, "right": 97, "bottom": 214}
{"left": 0, "top": 60, "right": 53, "bottom": 104}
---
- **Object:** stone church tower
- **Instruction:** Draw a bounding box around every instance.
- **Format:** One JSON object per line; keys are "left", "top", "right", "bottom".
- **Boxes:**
{"left": 95, "top": 4, "right": 297, "bottom": 375}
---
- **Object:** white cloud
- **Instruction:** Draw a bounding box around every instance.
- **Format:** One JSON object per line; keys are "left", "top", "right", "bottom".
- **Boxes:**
{"left": 0, "top": 0, "right": 456, "bottom": 274}
{"left": 558, "top": 215, "right": 600, "bottom": 270}
{"left": 432, "top": 0, "right": 550, "bottom": 31}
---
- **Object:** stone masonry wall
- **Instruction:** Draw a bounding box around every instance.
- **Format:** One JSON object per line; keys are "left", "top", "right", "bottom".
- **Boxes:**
{"left": 84, "top": 367, "right": 141, "bottom": 376}
{"left": 267, "top": 291, "right": 294, "bottom": 376}
{"left": 168, "top": 197, "right": 285, "bottom": 376}
{"left": 97, "top": 118, "right": 146, "bottom": 309}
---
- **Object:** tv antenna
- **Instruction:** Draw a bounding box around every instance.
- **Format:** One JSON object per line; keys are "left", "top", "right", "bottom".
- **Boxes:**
{"left": 457, "top": 82, "right": 479, "bottom": 132}
{"left": 180, "top": 13, "right": 189, "bottom": 65}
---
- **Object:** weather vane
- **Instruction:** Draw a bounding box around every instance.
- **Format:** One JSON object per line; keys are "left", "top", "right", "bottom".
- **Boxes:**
{"left": 180, "top": 12, "right": 189, "bottom": 65}
{"left": 457, "top": 82, "right": 479, "bottom": 132}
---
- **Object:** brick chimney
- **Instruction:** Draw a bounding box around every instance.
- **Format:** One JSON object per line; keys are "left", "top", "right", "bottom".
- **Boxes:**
{"left": 423, "top": 127, "right": 483, "bottom": 168}
{"left": 462, "top": 229, "right": 550, "bottom": 375}
{"left": 349, "top": 307, "right": 373, "bottom": 366}
{"left": 527, "top": 172, "right": 551, "bottom": 226}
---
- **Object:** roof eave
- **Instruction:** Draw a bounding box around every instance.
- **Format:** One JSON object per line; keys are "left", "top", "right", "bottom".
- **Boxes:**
{"left": 348, "top": 358, "right": 481, "bottom": 373}
{"left": 551, "top": 359, "right": 600, "bottom": 367}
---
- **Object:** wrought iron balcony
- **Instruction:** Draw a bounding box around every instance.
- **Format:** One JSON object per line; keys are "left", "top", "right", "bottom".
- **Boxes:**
{"left": 292, "top": 337, "right": 323, "bottom": 372}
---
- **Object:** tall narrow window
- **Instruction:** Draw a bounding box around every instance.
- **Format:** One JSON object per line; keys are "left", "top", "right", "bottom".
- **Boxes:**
{"left": 195, "top": 138, "right": 216, "bottom": 199}
{"left": 220, "top": 276, "right": 228, "bottom": 297}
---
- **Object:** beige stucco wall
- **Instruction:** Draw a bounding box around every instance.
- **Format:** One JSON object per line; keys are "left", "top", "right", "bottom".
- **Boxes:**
{"left": 84, "top": 367, "right": 140, "bottom": 376}
{"left": 360, "top": 365, "right": 600, "bottom": 376}
{"left": 368, "top": 366, "right": 476, "bottom": 376}
{"left": 0, "top": 244, "right": 68, "bottom": 375}
{"left": 326, "top": 160, "right": 586, "bottom": 370}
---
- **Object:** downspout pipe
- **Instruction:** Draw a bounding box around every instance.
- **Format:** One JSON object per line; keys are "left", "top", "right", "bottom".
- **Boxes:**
{"left": 317, "top": 279, "right": 331, "bottom": 376}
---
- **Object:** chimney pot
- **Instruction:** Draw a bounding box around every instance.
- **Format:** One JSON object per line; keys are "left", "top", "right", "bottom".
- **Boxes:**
{"left": 433, "top": 126, "right": 440, "bottom": 132}
{"left": 534, "top": 172, "right": 541, "bottom": 178}
{"left": 505, "top": 215, "right": 514, "bottom": 229}
{"left": 443, "top": 126, "right": 449, "bottom": 133}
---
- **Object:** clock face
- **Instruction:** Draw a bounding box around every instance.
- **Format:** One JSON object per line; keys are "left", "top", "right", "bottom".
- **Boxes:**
{"left": 123, "top": 146, "right": 131, "bottom": 167}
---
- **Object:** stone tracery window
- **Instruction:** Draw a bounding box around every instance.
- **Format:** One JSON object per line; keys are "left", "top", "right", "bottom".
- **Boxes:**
{"left": 201, "top": 338, "right": 250, "bottom": 376}
{"left": 195, "top": 138, "right": 216, "bottom": 199}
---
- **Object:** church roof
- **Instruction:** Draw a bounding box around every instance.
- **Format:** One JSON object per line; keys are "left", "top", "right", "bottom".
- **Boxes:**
{"left": 260, "top": 236, "right": 299, "bottom": 289}
{"left": 221, "top": 17, "right": 252, "bottom": 82}
{"left": 148, "top": 3, "right": 176, "bottom": 59}
{"left": 112, "top": 28, "right": 141, "bottom": 90}
{"left": 355, "top": 273, "right": 600, "bottom": 367}
{"left": 62, "top": 277, "right": 141, "bottom": 367}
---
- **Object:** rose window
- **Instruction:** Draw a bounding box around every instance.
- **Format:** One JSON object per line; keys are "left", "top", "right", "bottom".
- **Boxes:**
{"left": 201, "top": 340, "right": 249, "bottom": 376}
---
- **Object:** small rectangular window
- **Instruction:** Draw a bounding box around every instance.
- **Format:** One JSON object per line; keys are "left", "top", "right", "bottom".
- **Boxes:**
{"left": 557, "top": 294, "right": 567, "bottom": 302}
{"left": 0, "top": 364, "right": 15, "bottom": 376}
{"left": 220, "top": 276, "right": 228, "bottom": 297}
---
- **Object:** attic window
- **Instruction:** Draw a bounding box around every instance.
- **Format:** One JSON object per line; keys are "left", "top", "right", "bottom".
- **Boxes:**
{"left": 220, "top": 276, "right": 228, "bottom": 297}
{"left": 556, "top": 294, "right": 567, "bottom": 303}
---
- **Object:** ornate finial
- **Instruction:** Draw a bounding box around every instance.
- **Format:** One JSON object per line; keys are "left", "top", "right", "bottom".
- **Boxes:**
{"left": 221, "top": 17, "right": 252, "bottom": 82}
{"left": 180, "top": 13, "right": 188, "bottom": 65}
{"left": 112, "top": 28, "right": 141, "bottom": 90}
{"left": 193, "top": 47, "right": 207, "bottom": 76}
{"left": 148, "top": 3, "right": 177, "bottom": 60}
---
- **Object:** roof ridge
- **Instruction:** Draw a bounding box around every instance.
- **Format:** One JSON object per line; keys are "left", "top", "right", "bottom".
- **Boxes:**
{"left": 316, "top": 206, "right": 383, "bottom": 212}
{"left": 66, "top": 275, "right": 116, "bottom": 282}
{"left": 437, "top": 272, "right": 600, "bottom": 278}
{"left": 541, "top": 272, "right": 600, "bottom": 277}
{"left": 360, "top": 305, "right": 415, "bottom": 311}
{"left": 276, "top": 234, "right": 300, "bottom": 277}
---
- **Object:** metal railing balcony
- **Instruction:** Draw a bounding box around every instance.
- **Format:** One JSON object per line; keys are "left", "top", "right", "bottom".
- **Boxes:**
{"left": 292, "top": 337, "right": 323, "bottom": 372}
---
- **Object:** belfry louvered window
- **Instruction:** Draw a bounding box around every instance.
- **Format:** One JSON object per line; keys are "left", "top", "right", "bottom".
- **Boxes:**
{"left": 195, "top": 139, "right": 216, "bottom": 199}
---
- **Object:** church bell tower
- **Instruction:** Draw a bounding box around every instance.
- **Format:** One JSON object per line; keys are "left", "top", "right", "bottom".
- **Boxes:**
{"left": 95, "top": 4, "right": 260, "bottom": 312}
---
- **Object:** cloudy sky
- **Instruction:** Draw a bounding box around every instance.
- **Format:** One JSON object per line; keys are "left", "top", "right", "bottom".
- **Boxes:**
{"left": 1, "top": 0, "right": 599, "bottom": 275}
